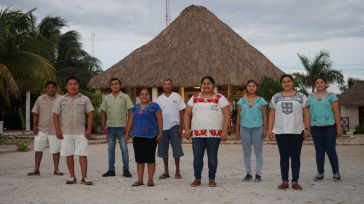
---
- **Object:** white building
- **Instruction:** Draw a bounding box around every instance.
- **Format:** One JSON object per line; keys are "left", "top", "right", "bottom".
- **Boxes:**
{"left": 338, "top": 81, "right": 364, "bottom": 133}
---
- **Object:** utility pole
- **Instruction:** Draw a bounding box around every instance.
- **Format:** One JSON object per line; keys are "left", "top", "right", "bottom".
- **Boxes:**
{"left": 166, "top": 0, "right": 170, "bottom": 27}
{"left": 90, "top": 32, "right": 95, "bottom": 57}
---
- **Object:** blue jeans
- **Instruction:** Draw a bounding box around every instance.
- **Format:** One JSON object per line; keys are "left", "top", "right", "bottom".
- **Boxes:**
{"left": 107, "top": 127, "right": 129, "bottom": 171}
{"left": 240, "top": 127, "right": 263, "bottom": 175}
{"left": 276, "top": 133, "right": 304, "bottom": 182}
{"left": 311, "top": 125, "right": 339, "bottom": 175}
{"left": 192, "top": 138, "right": 221, "bottom": 180}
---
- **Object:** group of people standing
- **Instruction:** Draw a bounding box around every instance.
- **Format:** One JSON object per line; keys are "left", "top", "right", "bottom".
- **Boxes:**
{"left": 27, "top": 74, "right": 342, "bottom": 190}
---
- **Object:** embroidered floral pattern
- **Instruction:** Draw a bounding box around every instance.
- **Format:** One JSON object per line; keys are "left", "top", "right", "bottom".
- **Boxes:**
{"left": 192, "top": 93, "right": 221, "bottom": 104}
{"left": 193, "top": 129, "right": 223, "bottom": 137}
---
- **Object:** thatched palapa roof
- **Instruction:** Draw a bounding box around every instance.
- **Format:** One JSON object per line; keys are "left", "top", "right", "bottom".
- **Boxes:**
{"left": 88, "top": 5, "right": 284, "bottom": 89}
{"left": 338, "top": 80, "right": 364, "bottom": 106}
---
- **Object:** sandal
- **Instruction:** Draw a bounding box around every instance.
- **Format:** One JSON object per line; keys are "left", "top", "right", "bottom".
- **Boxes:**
{"left": 175, "top": 174, "right": 182, "bottom": 179}
{"left": 54, "top": 170, "right": 64, "bottom": 176}
{"left": 132, "top": 181, "right": 144, "bottom": 187}
{"left": 27, "top": 171, "right": 40, "bottom": 176}
{"left": 159, "top": 173, "right": 170, "bottom": 180}
{"left": 147, "top": 181, "right": 155, "bottom": 187}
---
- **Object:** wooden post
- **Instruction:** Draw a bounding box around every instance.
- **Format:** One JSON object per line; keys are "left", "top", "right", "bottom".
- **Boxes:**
{"left": 227, "top": 84, "right": 232, "bottom": 100}
{"left": 152, "top": 87, "right": 158, "bottom": 102}
{"left": 126, "top": 87, "right": 132, "bottom": 98}
{"left": 179, "top": 87, "right": 185, "bottom": 101}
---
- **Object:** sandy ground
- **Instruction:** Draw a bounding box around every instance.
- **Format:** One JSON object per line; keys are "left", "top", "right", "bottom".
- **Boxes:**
{"left": 0, "top": 143, "right": 363, "bottom": 204}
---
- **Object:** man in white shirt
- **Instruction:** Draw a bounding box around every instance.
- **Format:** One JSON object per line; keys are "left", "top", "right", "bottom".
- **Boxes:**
{"left": 156, "top": 79, "right": 186, "bottom": 179}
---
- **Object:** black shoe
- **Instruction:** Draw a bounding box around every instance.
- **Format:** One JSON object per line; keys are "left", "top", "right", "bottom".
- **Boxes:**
{"left": 314, "top": 173, "right": 324, "bottom": 181}
{"left": 242, "top": 173, "right": 252, "bottom": 182}
{"left": 123, "top": 169, "right": 132, "bottom": 178}
{"left": 333, "top": 172, "right": 341, "bottom": 182}
{"left": 255, "top": 175, "right": 262, "bottom": 182}
{"left": 102, "top": 170, "right": 116, "bottom": 177}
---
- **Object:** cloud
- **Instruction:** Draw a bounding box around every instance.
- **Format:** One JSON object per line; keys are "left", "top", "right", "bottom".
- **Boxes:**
{"left": 1, "top": 0, "right": 364, "bottom": 78}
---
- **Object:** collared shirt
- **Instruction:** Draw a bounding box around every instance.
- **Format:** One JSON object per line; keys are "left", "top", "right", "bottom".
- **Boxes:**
{"left": 308, "top": 92, "right": 338, "bottom": 126}
{"left": 131, "top": 102, "right": 162, "bottom": 138}
{"left": 156, "top": 92, "right": 186, "bottom": 130}
{"left": 269, "top": 92, "right": 308, "bottom": 134}
{"left": 237, "top": 97, "right": 267, "bottom": 128}
{"left": 32, "top": 94, "right": 60, "bottom": 134}
{"left": 187, "top": 93, "right": 229, "bottom": 138}
{"left": 52, "top": 93, "right": 94, "bottom": 135}
{"left": 100, "top": 91, "right": 134, "bottom": 127}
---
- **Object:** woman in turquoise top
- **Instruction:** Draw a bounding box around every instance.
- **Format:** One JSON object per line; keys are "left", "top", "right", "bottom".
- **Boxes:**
{"left": 236, "top": 80, "right": 267, "bottom": 182}
{"left": 308, "top": 76, "right": 342, "bottom": 182}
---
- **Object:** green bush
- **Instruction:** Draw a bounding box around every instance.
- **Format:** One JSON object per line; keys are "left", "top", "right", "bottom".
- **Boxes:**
{"left": 16, "top": 140, "right": 29, "bottom": 152}
{"left": 354, "top": 124, "right": 364, "bottom": 134}
{"left": 0, "top": 135, "right": 15, "bottom": 145}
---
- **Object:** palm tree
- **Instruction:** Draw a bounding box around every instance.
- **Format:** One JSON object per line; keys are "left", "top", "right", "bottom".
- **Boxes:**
{"left": 35, "top": 16, "right": 102, "bottom": 95}
{"left": 0, "top": 7, "right": 56, "bottom": 106}
{"left": 293, "top": 51, "right": 344, "bottom": 93}
{"left": 339, "top": 77, "right": 358, "bottom": 91}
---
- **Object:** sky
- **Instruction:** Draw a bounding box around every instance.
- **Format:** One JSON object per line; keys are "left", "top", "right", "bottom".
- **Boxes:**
{"left": 2, "top": 0, "right": 364, "bottom": 93}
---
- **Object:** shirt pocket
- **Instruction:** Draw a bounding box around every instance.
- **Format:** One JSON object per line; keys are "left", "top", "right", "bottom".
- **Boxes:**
{"left": 75, "top": 102, "right": 86, "bottom": 114}
{"left": 61, "top": 102, "right": 71, "bottom": 114}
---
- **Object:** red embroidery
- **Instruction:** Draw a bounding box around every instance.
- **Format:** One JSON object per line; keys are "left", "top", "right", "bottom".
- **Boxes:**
{"left": 192, "top": 93, "right": 222, "bottom": 104}
{"left": 193, "top": 129, "right": 222, "bottom": 137}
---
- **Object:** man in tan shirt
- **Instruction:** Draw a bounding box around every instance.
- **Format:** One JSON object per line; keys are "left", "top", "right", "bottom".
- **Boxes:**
{"left": 53, "top": 76, "right": 94, "bottom": 185}
{"left": 28, "top": 81, "right": 63, "bottom": 176}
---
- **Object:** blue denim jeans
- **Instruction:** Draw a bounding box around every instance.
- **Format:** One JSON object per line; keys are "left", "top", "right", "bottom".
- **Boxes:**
{"left": 107, "top": 127, "right": 129, "bottom": 171}
{"left": 275, "top": 133, "right": 304, "bottom": 182}
{"left": 240, "top": 127, "right": 263, "bottom": 175}
{"left": 311, "top": 125, "right": 339, "bottom": 175}
{"left": 192, "top": 137, "right": 221, "bottom": 180}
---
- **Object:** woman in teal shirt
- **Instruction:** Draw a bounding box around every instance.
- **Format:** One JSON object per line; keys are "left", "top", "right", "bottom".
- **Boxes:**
{"left": 236, "top": 80, "right": 267, "bottom": 182}
{"left": 308, "top": 76, "right": 342, "bottom": 182}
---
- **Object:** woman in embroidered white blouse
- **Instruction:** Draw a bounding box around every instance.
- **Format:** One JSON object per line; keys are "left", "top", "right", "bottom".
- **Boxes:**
{"left": 183, "top": 76, "right": 230, "bottom": 187}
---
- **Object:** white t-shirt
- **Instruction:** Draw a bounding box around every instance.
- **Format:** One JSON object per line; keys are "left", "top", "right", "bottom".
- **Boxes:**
{"left": 187, "top": 93, "right": 229, "bottom": 138}
{"left": 156, "top": 92, "right": 186, "bottom": 130}
{"left": 269, "top": 92, "right": 308, "bottom": 134}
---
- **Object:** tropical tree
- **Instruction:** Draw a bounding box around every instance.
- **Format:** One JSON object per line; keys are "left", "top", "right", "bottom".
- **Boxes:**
{"left": 293, "top": 51, "right": 344, "bottom": 93}
{"left": 339, "top": 77, "right": 358, "bottom": 91}
{"left": 0, "top": 7, "right": 56, "bottom": 106}
{"left": 35, "top": 16, "right": 102, "bottom": 95}
{"left": 257, "top": 77, "right": 281, "bottom": 102}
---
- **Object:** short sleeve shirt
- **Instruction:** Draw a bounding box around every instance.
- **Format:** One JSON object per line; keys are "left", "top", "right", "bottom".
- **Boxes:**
{"left": 52, "top": 93, "right": 94, "bottom": 135}
{"left": 308, "top": 92, "right": 338, "bottom": 126}
{"left": 131, "top": 102, "right": 162, "bottom": 138}
{"left": 269, "top": 92, "right": 308, "bottom": 134}
{"left": 100, "top": 92, "right": 134, "bottom": 127}
{"left": 156, "top": 92, "right": 186, "bottom": 130}
{"left": 187, "top": 93, "right": 229, "bottom": 138}
{"left": 32, "top": 94, "right": 60, "bottom": 134}
{"left": 237, "top": 97, "right": 267, "bottom": 128}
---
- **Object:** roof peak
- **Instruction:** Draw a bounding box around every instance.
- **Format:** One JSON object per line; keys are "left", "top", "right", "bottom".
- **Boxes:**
{"left": 181, "top": 5, "right": 208, "bottom": 14}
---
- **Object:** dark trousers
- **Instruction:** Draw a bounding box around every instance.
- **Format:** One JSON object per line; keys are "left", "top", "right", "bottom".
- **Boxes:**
{"left": 276, "top": 133, "right": 304, "bottom": 182}
{"left": 192, "top": 138, "right": 221, "bottom": 180}
{"left": 311, "top": 125, "right": 339, "bottom": 174}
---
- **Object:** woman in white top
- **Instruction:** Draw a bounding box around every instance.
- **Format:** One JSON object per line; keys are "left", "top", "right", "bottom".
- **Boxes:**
{"left": 183, "top": 76, "right": 230, "bottom": 187}
{"left": 268, "top": 74, "right": 310, "bottom": 190}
